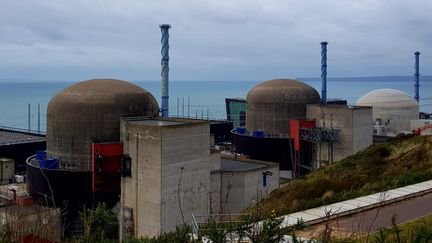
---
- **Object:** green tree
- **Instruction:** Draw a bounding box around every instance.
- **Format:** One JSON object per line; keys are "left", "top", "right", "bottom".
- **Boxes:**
{"left": 79, "top": 203, "right": 118, "bottom": 242}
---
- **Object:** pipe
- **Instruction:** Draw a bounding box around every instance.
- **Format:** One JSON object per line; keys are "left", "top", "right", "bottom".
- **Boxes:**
{"left": 28, "top": 104, "right": 31, "bottom": 131}
{"left": 414, "top": 51, "right": 420, "bottom": 103}
{"left": 37, "top": 103, "right": 40, "bottom": 132}
{"left": 160, "top": 24, "right": 171, "bottom": 118}
{"left": 320, "top": 41, "right": 328, "bottom": 105}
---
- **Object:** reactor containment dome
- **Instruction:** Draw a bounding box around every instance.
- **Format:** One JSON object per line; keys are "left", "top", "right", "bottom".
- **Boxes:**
{"left": 46, "top": 79, "right": 159, "bottom": 171}
{"left": 246, "top": 79, "right": 320, "bottom": 135}
{"left": 356, "top": 88, "right": 419, "bottom": 133}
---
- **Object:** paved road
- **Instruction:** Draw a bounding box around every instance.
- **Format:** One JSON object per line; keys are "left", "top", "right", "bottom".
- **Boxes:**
{"left": 329, "top": 192, "right": 432, "bottom": 234}
{"left": 299, "top": 193, "right": 432, "bottom": 238}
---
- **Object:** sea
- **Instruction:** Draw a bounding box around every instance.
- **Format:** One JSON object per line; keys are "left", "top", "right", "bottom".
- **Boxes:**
{"left": 0, "top": 76, "right": 431, "bottom": 132}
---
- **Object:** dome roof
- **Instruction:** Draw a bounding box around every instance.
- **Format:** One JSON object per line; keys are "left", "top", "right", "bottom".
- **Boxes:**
{"left": 247, "top": 79, "right": 320, "bottom": 104}
{"left": 356, "top": 89, "right": 418, "bottom": 108}
{"left": 47, "top": 79, "right": 159, "bottom": 170}
{"left": 49, "top": 79, "right": 157, "bottom": 106}
{"left": 246, "top": 78, "right": 320, "bottom": 135}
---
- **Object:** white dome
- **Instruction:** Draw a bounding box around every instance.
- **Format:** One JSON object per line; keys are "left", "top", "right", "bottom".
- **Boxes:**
{"left": 356, "top": 89, "right": 419, "bottom": 133}
{"left": 356, "top": 89, "right": 418, "bottom": 108}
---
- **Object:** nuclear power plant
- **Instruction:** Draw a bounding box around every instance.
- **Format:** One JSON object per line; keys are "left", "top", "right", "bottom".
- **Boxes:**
{"left": 0, "top": 25, "right": 430, "bottom": 241}
{"left": 357, "top": 89, "right": 419, "bottom": 135}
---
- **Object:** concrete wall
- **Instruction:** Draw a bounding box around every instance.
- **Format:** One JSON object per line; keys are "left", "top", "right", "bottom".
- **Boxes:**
{"left": 209, "top": 171, "right": 221, "bottom": 215}
{"left": 371, "top": 106, "right": 418, "bottom": 133}
{"left": 210, "top": 160, "right": 279, "bottom": 215}
{"left": 241, "top": 165, "right": 278, "bottom": 212}
{"left": 120, "top": 121, "right": 162, "bottom": 238}
{"left": 306, "top": 105, "right": 372, "bottom": 163}
{"left": 352, "top": 107, "right": 374, "bottom": 153}
{"left": 120, "top": 118, "right": 210, "bottom": 238}
{"left": 160, "top": 123, "right": 210, "bottom": 232}
{"left": 410, "top": 119, "right": 432, "bottom": 130}
{"left": 411, "top": 119, "right": 432, "bottom": 135}
{"left": 209, "top": 152, "right": 222, "bottom": 214}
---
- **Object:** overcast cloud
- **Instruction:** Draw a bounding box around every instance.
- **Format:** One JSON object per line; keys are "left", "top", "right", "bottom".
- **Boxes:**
{"left": 0, "top": 0, "right": 431, "bottom": 81}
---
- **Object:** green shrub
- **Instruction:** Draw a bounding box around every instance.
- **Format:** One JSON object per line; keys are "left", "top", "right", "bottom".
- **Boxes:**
{"left": 125, "top": 225, "right": 192, "bottom": 243}
{"left": 74, "top": 203, "right": 118, "bottom": 243}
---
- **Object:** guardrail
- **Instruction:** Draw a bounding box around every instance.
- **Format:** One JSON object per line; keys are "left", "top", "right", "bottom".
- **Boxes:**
{"left": 191, "top": 213, "right": 251, "bottom": 235}
{"left": 0, "top": 126, "right": 46, "bottom": 136}
{"left": 191, "top": 214, "right": 199, "bottom": 235}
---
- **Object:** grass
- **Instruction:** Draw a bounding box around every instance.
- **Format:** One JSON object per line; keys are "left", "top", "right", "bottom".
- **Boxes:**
{"left": 245, "top": 134, "right": 432, "bottom": 219}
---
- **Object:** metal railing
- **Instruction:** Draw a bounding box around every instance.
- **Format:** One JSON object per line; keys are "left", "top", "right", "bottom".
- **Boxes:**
{"left": 231, "top": 129, "right": 291, "bottom": 139}
{"left": 300, "top": 127, "right": 339, "bottom": 143}
{"left": 191, "top": 214, "right": 199, "bottom": 235}
{"left": 191, "top": 213, "right": 251, "bottom": 239}
{"left": 0, "top": 126, "right": 46, "bottom": 136}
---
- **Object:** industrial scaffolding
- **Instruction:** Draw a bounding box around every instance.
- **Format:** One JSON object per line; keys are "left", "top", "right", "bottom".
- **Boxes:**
{"left": 298, "top": 127, "right": 339, "bottom": 172}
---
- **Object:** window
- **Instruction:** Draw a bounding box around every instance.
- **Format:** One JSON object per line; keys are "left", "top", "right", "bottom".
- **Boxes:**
{"left": 121, "top": 155, "right": 132, "bottom": 177}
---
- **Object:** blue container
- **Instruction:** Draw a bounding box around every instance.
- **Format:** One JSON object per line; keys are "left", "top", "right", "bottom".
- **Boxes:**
{"left": 39, "top": 158, "right": 59, "bottom": 169}
{"left": 45, "top": 158, "right": 59, "bottom": 169}
{"left": 39, "top": 159, "right": 46, "bottom": 168}
{"left": 36, "top": 150, "right": 46, "bottom": 161}
{"left": 252, "top": 131, "right": 265, "bottom": 138}
{"left": 236, "top": 127, "right": 246, "bottom": 134}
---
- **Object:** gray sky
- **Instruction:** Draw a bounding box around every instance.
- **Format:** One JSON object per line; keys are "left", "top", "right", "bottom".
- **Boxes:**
{"left": 0, "top": 0, "right": 431, "bottom": 81}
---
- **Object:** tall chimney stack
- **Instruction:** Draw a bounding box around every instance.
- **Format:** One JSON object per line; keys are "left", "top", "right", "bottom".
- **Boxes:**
{"left": 160, "top": 24, "right": 171, "bottom": 117}
{"left": 414, "top": 51, "right": 420, "bottom": 103}
{"left": 320, "top": 41, "right": 328, "bottom": 105}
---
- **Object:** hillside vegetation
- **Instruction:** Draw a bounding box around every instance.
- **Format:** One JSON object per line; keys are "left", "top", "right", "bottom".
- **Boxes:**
{"left": 247, "top": 134, "right": 432, "bottom": 218}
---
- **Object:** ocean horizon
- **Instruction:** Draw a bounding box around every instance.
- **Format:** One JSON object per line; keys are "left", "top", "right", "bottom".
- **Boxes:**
{"left": 1, "top": 76, "right": 431, "bottom": 131}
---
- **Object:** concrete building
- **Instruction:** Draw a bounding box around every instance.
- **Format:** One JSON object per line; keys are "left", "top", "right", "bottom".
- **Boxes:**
{"left": 0, "top": 127, "right": 45, "bottom": 173}
{"left": 225, "top": 98, "right": 247, "bottom": 128}
{"left": 119, "top": 117, "right": 210, "bottom": 238}
{"left": 0, "top": 158, "right": 14, "bottom": 185}
{"left": 411, "top": 119, "right": 432, "bottom": 135}
{"left": 356, "top": 89, "right": 419, "bottom": 135}
{"left": 306, "top": 104, "right": 373, "bottom": 163}
{"left": 209, "top": 153, "right": 279, "bottom": 215}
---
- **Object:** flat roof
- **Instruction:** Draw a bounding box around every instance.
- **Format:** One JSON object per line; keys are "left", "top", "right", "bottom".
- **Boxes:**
{"left": 0, "top": 129, "right": 46, "bottom": 146}
{"left": 122, "top": 116, "right": 209, "bottom": 127}
{"left": 226, "top": 98, "right": 246, "bottom": 102}
{"left": 307, "top": 103, "right": 373, "bottom": 110}
{"left": 220, "top": 159, "right": 268, "bottom": 172}
{"left": 128, "top": 120, "right": 186, "bottom": 126}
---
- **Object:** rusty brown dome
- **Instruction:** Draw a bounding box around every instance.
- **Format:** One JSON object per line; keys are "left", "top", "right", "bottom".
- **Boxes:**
{"left": 246, "top": 78, "right": 320, "bottom": 135}
{"left": 47, "top": 79, "right": 159, "bottom": 171}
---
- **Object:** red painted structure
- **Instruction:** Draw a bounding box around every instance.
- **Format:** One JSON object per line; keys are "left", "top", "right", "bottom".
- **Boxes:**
{"left": 16, "top": 195, "right": 33, "bottom": 207}
{"left": 289, "top": 119, "right": 316, "bottom": 177}
{"left": 20, "top": 234, "right": 57, "bottom": 243}
{"left": 91, "top": 143, "right": 123, "bottom": 193}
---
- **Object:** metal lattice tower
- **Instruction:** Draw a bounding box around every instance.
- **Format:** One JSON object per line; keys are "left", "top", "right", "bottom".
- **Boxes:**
{"left": 414, "top": 51, "right": 420, "bottom": 103}
{"left": 321, "top": 42, "right": 328, "bottom": 105}
{"left": 160, "top": 24, "right": 171, "bottom": 117}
